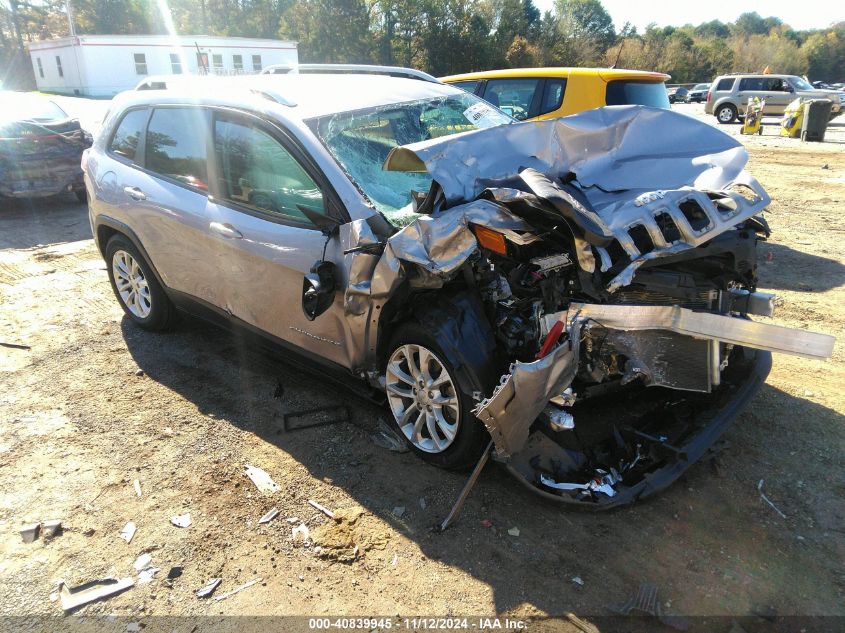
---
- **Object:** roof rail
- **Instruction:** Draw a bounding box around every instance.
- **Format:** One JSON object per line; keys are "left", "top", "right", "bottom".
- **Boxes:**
{"left": 259, "top": 63, "right": 439, "bottom": 83}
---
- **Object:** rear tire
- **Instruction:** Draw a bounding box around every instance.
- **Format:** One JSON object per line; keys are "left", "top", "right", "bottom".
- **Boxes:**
{"left": 105, "top": 234, "right": 177, "bottom": 331}
{"left": 716, "top": 104, "right": 737, "bottom": 124}
{"left": 384, "top": 322, "right": 489, "bottom": 470}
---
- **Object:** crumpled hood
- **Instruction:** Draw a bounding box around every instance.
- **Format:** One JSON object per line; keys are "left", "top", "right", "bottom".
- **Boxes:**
{"left": 384, "top": 105, "right": 748, "bottom": 205}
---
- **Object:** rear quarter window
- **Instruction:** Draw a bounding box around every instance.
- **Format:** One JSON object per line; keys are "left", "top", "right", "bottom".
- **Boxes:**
{"left": 716, "top": 78, "right": 736, "bottom": 91}
{"left": 605, "top": 80, "right": 670, "bottom": 108}
{"left": 108, "top": 108, "right": 149, "bottom": 162}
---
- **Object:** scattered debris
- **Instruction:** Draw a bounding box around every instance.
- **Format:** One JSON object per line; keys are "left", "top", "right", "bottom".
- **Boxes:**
{"left": 195, "top": 578, "right": 222, "bottom": 599}
{"left": 481, "top": 519, "right": 493, "bottom": 529}
{"left": 170, "top": 513, "right": 192, "bottom": 528}
{"left": 419, "top": 497, "right": 427, "bottom": 510}
{"left": 133, "top": 553, "right": 152, "bottom": 571}
{"left": 821, "top": 163, "right": 829, "bottom": 170}
{"left": 166, "top": 566, "right": 183, "bottom": 581}
{"left": 615, "top": 583, "right": 690, "bottom": 631}
{"left": 58, "top": 577, "right": 134, "bottom": 611}
{"left": 133, "top": 480, "right": 142, "bottom": 497}
{"left": 391, "top": 506, "right": 406, "bottom": 518}
{"left": 564, "top": 613, "right": 600, "bottom": 633}
{"left": 292, "top": 523, "right": 311, "bottom": 542}
{"left": 370, "top": 419, "right": 409, "bottom": 453}
{"left": 308, "top": 500, "right": 335, "bottom": 519}
{"left": 391, "top": 553, "right": 398, "bottom": 567}
{"left": 126, "top": 623, "right": 141, "bottom": 633}
{"left": 41, "top": 520, "right": 62, "bottom": 540}
{"left": 757, "top": 479, "right": 787, "bottom": 519}
{"left": 244, "top": 465, "right": 280, "bottom": 495}
{"left": 539, "top": 470, "right": 620, "bottom": 499}
{"left": 20, "top": 523, "right": 40, "bottom": 543}
{"left": 120, "top": 522, "right": 136, "bottom": 543}
{"left": 258, "top": 508, "right": 280, "bottom": 525}
{"left": 283, "top": 405, "right": 350, "bottom": 431}
{"left": 439, "top": 440, "right": 494, "bottom": 531}
{"left": 0, "top": 341, "right": 31, "bottom": 350}
{"left": 572, "top": 576, "right": 584, "bottom": 586}
{"left": 285, "top": 517, "right": 300, "bottom": 524}
{"left": 134, "top": 369, "right": 144, "bottom": 377}
{"left": 213, "top": 578, "right": 261, "bottom": 602}
{"left": 137, "top": 567, "right": 159, "bottom": 584}
{"left": 508, "top": 527, "right": 520, "bottom": 537}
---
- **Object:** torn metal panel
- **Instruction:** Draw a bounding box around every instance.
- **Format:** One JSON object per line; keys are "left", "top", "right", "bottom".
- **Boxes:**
{"left": 556, "top": 303, "right": 835, "bottom": 360}
{"left": 384, "top": 106, "right": 746, "bottom": 205}
{"left": 473, "top": 323, "right": 581, "bottom": 458}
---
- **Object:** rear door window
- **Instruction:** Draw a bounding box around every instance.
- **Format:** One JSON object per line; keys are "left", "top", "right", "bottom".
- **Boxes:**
{"left": 739, "top": 77, "right": 765, "bottom": 91}
{"left": 716, "top": 78, "right": 735, "bottom": 91}
{"left": 213, "top": 116, "right": 324, "bottom": 225}
{"left": 605, "top": 81, "right": 670, "bottom": 108}
{"left": 144, "top": 108, "right": 209, "bottom": 191}
{"left": 539, "top": 79, "right": 566, "bottom": 115}
{"left": 109, "top": 108, "right": 149, "bottom": 162}
{"left": 483, "top": 78, "right": 540, "bottom": 120}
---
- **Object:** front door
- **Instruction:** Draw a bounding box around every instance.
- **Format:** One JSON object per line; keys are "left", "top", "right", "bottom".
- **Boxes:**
{"left": 207, "top": 110, "right": 352, "bottom": 368}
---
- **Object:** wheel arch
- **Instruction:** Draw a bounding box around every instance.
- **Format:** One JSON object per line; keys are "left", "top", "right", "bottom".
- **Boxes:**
{"left": 94, "top": 216, "right": 167, "bottom": 290}
{"left": 376, "top": 286, "right": 501, "bottom": 399}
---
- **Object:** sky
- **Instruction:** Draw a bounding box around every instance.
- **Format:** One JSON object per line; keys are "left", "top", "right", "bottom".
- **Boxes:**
{"left": 532, "top": 0, "right": 845, "bottom": 32}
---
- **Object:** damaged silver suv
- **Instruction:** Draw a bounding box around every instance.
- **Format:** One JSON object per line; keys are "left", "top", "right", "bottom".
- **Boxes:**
{"left": 83, "top": 73, "right": 833, "bottom": 508}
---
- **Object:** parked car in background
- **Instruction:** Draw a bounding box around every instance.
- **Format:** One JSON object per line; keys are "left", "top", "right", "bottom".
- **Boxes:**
{"left": 705, "top": 74, "right": 845, "bottom": 123}
{"left": 82, "top": 72, "right": 833, "bottom": 507}
{"left": 0, "top": 92, "right": 91, "bottom": 201}
{"left": 440, "top": 67, "right": 670, "bottom": 120}
{"left": 667, "top": 86, "right": 689, "bottom": 103}
{"left": 687, "top": 83, "right": 711, "bottom": 103}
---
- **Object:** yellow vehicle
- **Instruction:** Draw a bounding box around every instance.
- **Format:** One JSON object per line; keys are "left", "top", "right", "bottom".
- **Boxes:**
{"left": 440, "top": 67, "right": 671, "bottom": 121}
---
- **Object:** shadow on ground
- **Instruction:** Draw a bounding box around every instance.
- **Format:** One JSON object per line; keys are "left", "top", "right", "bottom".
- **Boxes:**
{"left": 122, "top": 311, "right": 845, "bottom": 619}
{"left": 0, "top": 193, "right": 91, "bottom": 249}
{"left": 758, "top": 242, "right": 845, "bottom": 292}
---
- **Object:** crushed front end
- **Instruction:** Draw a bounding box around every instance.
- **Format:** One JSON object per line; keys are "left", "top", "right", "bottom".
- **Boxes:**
{"left": 352, "top": 106, "right": 835, "bottom": 506}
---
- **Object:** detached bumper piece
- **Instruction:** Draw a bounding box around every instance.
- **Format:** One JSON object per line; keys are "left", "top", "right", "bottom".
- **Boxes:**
{"left": 506, "top": 348, "right": 773, "bottom": 508}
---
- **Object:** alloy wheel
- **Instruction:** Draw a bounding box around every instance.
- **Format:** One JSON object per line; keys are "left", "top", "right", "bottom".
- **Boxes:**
{"left": 385, "top": 344, "right": 461, "bottom": 453}
{"left": 112, "top": 250, "right": 152, "bottom": 318}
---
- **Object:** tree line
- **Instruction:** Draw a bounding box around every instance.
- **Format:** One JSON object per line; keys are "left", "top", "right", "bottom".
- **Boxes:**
{"left": 2, "top": 0, "right": 844, "bottom": 89}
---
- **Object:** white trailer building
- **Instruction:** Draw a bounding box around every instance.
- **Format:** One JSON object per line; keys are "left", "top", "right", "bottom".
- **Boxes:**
{"left": 28, "top": 34, "right": 298, "bottom": 97}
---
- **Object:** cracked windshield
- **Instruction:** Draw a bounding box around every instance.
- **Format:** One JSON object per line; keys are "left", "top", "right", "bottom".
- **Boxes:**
{"left": 310, "top": 93, "right": 512, "bottom": 226}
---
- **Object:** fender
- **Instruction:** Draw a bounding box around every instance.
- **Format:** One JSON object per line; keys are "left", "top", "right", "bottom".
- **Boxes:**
{"left": 92, "top": 215, "right": 168, "bottom": 290}
{"left": 410, "top": 289, "right": 501, "bottom": 399}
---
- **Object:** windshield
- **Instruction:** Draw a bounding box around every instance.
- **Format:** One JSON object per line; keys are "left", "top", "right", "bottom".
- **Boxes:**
{"left": 0, "top": 94, "right": 68, "bottom": 123}
{"left": 606, "top": 80, "right": 670, "bottom": 108}
{"left": 694, "top": 84, "right": 710, "bottom": 91}
{"left": 309, "top": 92, "right": 512, "bottom": 225}
{"left": 790, "top": 76, "right": 814, "bottom": 91}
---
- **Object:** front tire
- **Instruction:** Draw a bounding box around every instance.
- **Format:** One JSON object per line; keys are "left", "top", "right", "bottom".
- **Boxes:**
{"left": 105, "top": 234, "right": 177, "bottom": 331}
{"left": 716, "top": 103, "right": 738, "bottom": 124}
{"left": 385, "top": 323, "right": 489, "bottom": 470}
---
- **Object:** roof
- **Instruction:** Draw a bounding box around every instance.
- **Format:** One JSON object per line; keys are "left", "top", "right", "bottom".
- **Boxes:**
{"left": 115, "top": 73, "right": 464, "bottom": 121}
{"left": 441, "top": 67, "right": 670, "bottom": 83}
{"left": 27, "top": 34, "right": 296, "bottom": 51}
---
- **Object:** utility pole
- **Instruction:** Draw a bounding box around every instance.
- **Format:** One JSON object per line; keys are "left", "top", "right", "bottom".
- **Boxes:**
{"left": 67, "top": 0, "right": 75, "bottom": 36}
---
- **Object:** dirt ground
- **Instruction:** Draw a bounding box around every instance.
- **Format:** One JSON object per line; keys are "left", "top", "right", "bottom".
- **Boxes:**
{"left": 0, "top": 101, "right": 843, "bottom": 631}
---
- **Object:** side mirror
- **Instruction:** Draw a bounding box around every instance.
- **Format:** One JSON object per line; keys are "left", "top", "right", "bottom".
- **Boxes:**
{"left": 786, "top": 85, "right": 794, "bottom": 93}
{"left": 302, "top": 260, "right": 336, "bottom": 321}
{"left": 297, "top": 204, "right": 342, "bottom": 237}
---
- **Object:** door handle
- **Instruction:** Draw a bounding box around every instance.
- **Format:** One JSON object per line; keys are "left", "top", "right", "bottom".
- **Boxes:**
{"left": 123, "top": 186, "right": 146, "bottom": 201}
{"left": 209, "top": 221, "right": 243, "bottom": 239}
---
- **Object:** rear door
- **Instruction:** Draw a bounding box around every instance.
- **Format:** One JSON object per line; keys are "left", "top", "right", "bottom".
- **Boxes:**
{"left": 206, "top": 109, "right": 353, "bottom": 367}
{"left": 119, "top": 106, "right": 230, "bottom": 308}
